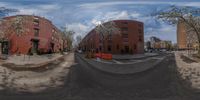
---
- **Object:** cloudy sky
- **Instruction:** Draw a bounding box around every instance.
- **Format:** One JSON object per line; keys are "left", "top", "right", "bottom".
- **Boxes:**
{"left": 1, "top": 0, "right": 200, "bottom": 43}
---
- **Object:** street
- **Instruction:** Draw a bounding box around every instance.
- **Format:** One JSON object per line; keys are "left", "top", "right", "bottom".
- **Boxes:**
{"left": 0, "top": 53, "right": 199, "bottom": 100}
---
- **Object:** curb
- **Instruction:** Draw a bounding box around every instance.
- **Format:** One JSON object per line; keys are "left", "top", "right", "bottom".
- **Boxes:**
{"left": 112, "top": 54, "right": 159, "bottom": 60}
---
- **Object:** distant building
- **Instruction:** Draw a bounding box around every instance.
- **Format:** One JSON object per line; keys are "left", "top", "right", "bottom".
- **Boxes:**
{"left": 146, "top": 36, "right": 172, "bottom": 50}
{"left": 160, "top": 41, "right": 172, "bottom": 50}
{"left": 150, "top": 36, "right": 161, "bottom": 42}
{"left": 150, "top": 36, "right": 161, "bottom": 49}
{"left": 0, "top": 15, "right": 67, "bottom": 55}
{"left": 79, "top": 20, "right": 144, "bottom": 54}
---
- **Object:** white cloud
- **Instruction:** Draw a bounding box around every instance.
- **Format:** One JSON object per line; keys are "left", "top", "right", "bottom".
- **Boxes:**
{"left": 38, "top": 4, "right": 59, "bottom": 11}
{"left": 104, "top": 11, "right": 130, "bottom": 20}
{"left": 17, "top": 4, "right": 60, "bottom": 15}
{"left": 68, "top": 10, "right": 136, "bottom": 41}
{"left": 0, "top": 2, "right": 60, "bottom": 16}
{"left": 79, "top": 1, "right": 200, "bottom": 9}
{"left": 179, "top": 2, "right": 200, "bottom": 7}
{"left": 67, "top": 23, "right": 90, "bottom": 37}
{"left": 130, "top": 13, "right": 141, "bottom": 18}
{"left": 91, "top": 19, "right": 102, "bottom": 25}
{"left": 0, "top": 2, "right": 9, "bottom": 7}
{"left": 91, "top": 11, "right": 131, "bottom": 25}
{"left": 145, "top": 23, "right": 177, "bottom": 43}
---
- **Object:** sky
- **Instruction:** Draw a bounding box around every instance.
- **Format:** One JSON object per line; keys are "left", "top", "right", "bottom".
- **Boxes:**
{"left": 1, "top": 0, "right": 200, "bottom": 43}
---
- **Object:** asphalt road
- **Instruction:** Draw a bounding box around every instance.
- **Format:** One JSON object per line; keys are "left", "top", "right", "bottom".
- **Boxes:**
{"left": 0, "top": 53, "right": 200, "bottom": 100}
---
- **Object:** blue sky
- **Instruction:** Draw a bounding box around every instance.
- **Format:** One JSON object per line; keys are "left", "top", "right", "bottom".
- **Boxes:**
{"left": 1, "top": 0, "right": 200, "bottom": 43}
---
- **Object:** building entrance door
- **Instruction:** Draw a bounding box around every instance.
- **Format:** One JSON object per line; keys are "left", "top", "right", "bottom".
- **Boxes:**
{"left": 31, "top": 39, "right": 39, "bottom": 54}
{"left": 50, "top": 43, "right": 54, "bottom": 53}
{"left": 124, "top": 46, "right": 129, "bottom": 54}
{"left": 1, "top": 41, "right": 9, "bottom": 54}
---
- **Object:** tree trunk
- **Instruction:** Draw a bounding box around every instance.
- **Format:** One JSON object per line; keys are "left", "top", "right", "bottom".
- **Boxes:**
{"left": 103, "top": 39, "right": 105, "bottom": 53}
{"left": 198, "top": 43, "right": 200, "bottom": 56}
{"left": 101, "top": 34, "right": 105, "bottom": 53}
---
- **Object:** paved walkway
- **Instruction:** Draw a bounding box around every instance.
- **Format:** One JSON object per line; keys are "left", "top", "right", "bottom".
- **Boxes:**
{"left": 3, "top": 53, "right": 67, "bottom": 65}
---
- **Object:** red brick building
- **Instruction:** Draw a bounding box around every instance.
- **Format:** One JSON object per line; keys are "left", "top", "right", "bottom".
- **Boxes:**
{"left": 177, "top": 21, "right": 187, "bottom": 50}
{"left": 0, "top": 15, "right": 67, "bottom": 55}
{"left": 79, "top": 20, "right": 144, "bottom": 54}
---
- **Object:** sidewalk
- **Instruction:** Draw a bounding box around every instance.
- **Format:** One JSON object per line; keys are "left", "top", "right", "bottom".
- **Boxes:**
{"left": 175, "top": 51, "right": 200, "bottom": 90}
{"left": 0, "top": 52, "right": 68, "bottom": 70}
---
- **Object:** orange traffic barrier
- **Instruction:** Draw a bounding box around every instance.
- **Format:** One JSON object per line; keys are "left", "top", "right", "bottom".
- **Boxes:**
{"left": 95, "top": 53, "right": 112, "bottom": 60}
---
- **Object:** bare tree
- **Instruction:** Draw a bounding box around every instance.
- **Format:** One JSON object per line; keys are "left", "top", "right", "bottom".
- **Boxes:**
{"left": 76, "top": 35, "right": 82, "bottom": 44}
{"left": 95, "top": 21, "right": 120, "bottom": 53}
{"left": 75, "top": 35, "right": 82, "bottom": 48}
{"left": 0, "top": 7, "right": 19, "bottom": 40}
{"left": 11, "top": 16, "right": 25, "bottom": 36}
{"left": 0, "top": 16, "right": 29, "bottom": 55}
{"left": 61, "top": 27, "right": 75, "bottom": 51}
{"left": 0, "top": 16, "right": 28, "bottom": 39}
{"left": 157, "top": 5, "right": 200, "bottom": 55}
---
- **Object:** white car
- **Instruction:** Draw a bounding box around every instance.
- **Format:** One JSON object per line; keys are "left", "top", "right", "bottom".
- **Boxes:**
{"left": 78, "top": 50, "right": 82, "bottom": 53}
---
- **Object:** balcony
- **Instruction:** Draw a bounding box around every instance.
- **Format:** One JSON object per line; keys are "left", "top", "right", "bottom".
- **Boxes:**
{"left": 34, "top": 24, "right": 40, "bottom": 29}
{"left": 33, "top": 19, "right": 40, "bottom": 29}
{"left": 34, "top": 28, "right": 39, "bottom": 37}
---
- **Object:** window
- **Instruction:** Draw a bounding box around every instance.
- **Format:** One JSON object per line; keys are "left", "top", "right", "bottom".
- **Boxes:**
{"left": 34, "top": 28, "right": 39, "bottom": 36}
{"left": 123, "top": 38, "right": 129, "bottom": 43}
{"left": 138, "top": 24, "right": 142, "bottom": 27}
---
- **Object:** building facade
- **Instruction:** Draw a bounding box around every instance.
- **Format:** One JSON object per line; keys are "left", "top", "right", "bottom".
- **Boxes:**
{"left": 0, "top": 15, "right": 67, "bottom": 55}
{"left": 177, "top": 21, "right": 187, "bottom": 49}
{"left": 79, "top": 20, "right": 144, "bottom": 54}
